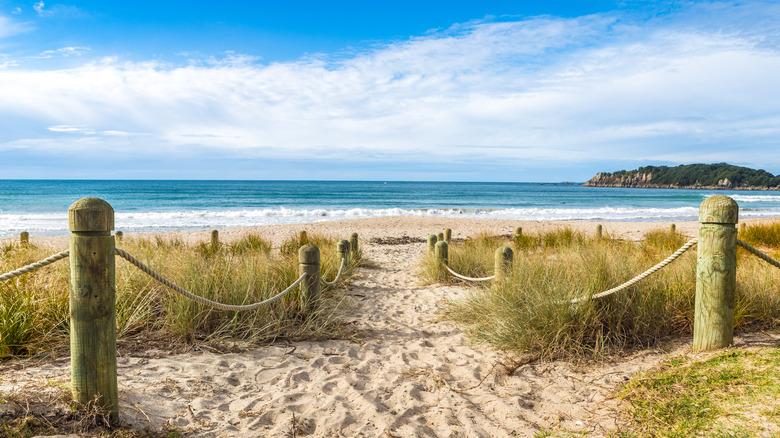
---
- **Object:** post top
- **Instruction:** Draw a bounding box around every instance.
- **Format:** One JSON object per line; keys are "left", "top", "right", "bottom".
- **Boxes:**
{"left": 496, "top": 246, "right": 513, "bottom": 256}
{"left": 299, "top": 244, "right": 320, "bottom": 263}
{"left": 699, "top": 195, "right": 739, "bottom": 224}
{"left": 68, "top": 197, "right": 114, "bottom": 232}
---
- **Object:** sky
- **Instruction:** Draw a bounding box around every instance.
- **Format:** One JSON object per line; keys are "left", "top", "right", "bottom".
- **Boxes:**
{"left": 1, "top": 0, "right": 779, "bottom": 182}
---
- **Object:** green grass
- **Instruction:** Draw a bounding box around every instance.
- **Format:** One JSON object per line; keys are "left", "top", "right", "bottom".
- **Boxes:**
{"left": 618, "top": 347, "right": 780, "bottom": 437}
{"left": 739, "top": 221, "right": 780, "bottom": 250}
{"left": 427, "top": 227, "right": 780, "bottom": 359}
{"left": 0, "top": 231, "right": 358, "bottom": 360}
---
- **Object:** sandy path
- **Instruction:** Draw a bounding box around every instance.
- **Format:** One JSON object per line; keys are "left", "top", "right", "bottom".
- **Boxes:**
{"left": 2, "top": 238, "right": 688, "bottom": 437}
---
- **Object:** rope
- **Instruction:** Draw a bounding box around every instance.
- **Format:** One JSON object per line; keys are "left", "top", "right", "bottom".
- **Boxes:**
{"left": 0, "top": 250, "right": 70, "bottom": 282}
{"left": 115, "top": 248, "right": 305, "bottom": 311}
{"left": 567, "top": 238, "right": 699, "bottom": 304}
{"left": 737, "top": 239, "right": 780, "bottom": 269}
{"left": 444, "top": 264, "right": 495, "bottom": 282}
{"left": 322, "top": 258, "right": 346, "bottom": 286}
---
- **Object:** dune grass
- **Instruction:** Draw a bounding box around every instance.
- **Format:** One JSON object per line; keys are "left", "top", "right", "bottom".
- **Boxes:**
{"left": 426, "top": 226, "right": 780, "bottom": 359}
{"left": 0, "top": 231, "right": 358, "bottom": 361}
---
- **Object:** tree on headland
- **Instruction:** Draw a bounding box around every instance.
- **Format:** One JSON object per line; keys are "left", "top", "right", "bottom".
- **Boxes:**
{"left": 585, "top": 163, "right": 780, "bottom": 189}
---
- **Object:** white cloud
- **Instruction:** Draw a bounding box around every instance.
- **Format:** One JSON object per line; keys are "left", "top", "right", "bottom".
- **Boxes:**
{"left": 0, "top": 14, "right": 31, "bottom": 38}
{"left": 2, "top": 1, "right": 780, "bottom": 176}
{"left": 12, "top": 7, "right": 22, "bottom": 14}
{"left": 33, "top": 1, "right": 45, "bottom": 16}
{"left": 38, "top": 46, "right": 90, "bottom": 58}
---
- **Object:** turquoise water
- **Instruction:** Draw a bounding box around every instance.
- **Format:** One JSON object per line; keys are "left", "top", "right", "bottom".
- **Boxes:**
{"left": 1, "top": 180, "right": 779, "bottom": 237}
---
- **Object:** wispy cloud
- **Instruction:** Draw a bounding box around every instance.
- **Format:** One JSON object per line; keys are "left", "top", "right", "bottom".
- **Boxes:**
{"left": 38, "top": 46, "right": 90, "bottom": 58}
{"left": 0, "top": 14, "right": 31, "bottom": 38}
{"left": 1, "top": 1, "right": 780, "bottom": 179}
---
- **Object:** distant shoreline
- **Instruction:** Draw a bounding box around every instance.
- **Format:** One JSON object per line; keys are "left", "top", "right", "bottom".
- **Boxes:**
{"left": 583, "top": 182, "right": 780, "bottom": 191}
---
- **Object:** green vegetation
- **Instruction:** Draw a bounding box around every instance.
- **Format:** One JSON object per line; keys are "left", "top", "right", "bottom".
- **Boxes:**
{"left": 0, "top": 232, "right": 357, "bottom": 361}
{"left": 588, "top": 163, "right": 780, "bottom": 188}
{"left": 426, "top": 226, "right": 780, "bottom": 359}
{"left": 618, "top": 347, "right": 780, "bottom": 437}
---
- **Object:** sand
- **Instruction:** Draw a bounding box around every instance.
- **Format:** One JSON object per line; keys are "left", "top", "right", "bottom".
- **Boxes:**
{"left": 1, "top": 216, "right": 777, "bottom": 437}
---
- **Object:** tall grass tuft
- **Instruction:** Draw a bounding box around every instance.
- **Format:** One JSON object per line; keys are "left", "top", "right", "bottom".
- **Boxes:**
{"left": 739, "top": 221, "right": 780, "bottom": 249}
{"left": 432, "top": 227, "right": 780, "bottom": 359}
{"left": 0, "top": 232, "right": 354, "bottom": 360}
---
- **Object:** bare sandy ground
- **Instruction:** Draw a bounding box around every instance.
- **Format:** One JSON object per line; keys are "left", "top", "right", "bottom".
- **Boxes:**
{"left": 1, "top": 217, "right": 778, "bottom": 437}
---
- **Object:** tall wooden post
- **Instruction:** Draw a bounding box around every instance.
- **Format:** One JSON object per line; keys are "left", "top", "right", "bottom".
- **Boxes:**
{"left": 337, "top": 239, "right": 351, "bottom": 270}
{"left": 427, "top": 234, "right": 437, "bottom": 253}
{"left": 444, "top": 228, "right": 452, "bottom": 244}
{"left": 494, "top": 246, "right": 513, "bottom": 282}
{"left": 693, "top": 195, "right": 738, "bottom": 351}
{"left": 68, "top": 197, "right": 118, "bottom": 421}
{"left": 210, "top": 230, "right": 219, "bottom": 251}
{"left": 299, "top": 244, "right": 321, "bottom": 314}
{"left": 437, "top": 232, "right": 445, "bottom": 242}
{"left": 435, "top": 241, "right": 448, "bottom": 282}
{"left": 19, "top": 231, "right": 29, "bottom": 246}
{"left": 349, "top": 232, "right": 359, "bottom": 256}
{"left": 596, "top": 224, "right": 603, "bottom": 240}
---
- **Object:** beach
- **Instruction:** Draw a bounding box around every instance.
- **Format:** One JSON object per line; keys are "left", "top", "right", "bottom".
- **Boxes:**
{"left": 2, "top": 216, "right": 778, "bottom": 437}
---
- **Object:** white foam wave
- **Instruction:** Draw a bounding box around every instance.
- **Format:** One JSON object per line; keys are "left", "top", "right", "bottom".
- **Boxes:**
{"left": 727, "top": 194, "right": 780, "bottom": 203}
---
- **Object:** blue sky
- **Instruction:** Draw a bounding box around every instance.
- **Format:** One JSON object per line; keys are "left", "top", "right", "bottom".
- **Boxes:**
{"left": 1, "top": 0, "right": 779, "bottom": 181}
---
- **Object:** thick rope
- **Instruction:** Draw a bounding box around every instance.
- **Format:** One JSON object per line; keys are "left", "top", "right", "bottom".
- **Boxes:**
{"left": 0, "top": 250, "right": 70, "bottom": 282}
{"left": 737, "top": 239, "right": 780, "bottom": 269}
{"left": 115, "top": 248, "right": 305, "bottom": 311}
{"left": 322, "top": 258, "right": 346, "bottom": 286}
{"left": 444, "top": 264, "right": 495, "bottom": 282}
{"left": 567, "top": 238, "right": 699, "bottom": 304}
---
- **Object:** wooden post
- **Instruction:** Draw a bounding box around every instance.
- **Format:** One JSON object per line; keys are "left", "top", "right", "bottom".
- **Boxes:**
{"left": 68, "top": 197, "right": 118, "bottom": 421}
{"left": 740, "top": 222, "right": 746, "bottom": 233}
{"left": 19, "top": 231, "right": 29, "bottom": 245}
{"left": 494, "top": 246, "right": 513, "bottom": 282}
{"left": 337, "top": 239, "right": 351, "bottom": 270}
{"left": 435, "top": 241, "right": 448, "bottom": 282}
{"left": 210, "top": 229, "right": 219, "bottom": 251}
{"left": 299, "top": 244, "right": 321, "bottom": 314}
{"left": 596, "top": 224, "right": 603, "bottom": 240}
{"left": 437, "top": 232, "right": 444, "bottom": 242}
{"left": 513, "top": 227, "right": 522, "bottom": 247}
{"left": 300, "top": 230, "right": 309, "bottom": 245}
{"left": 427, "top": 234, "right": 437, "bottom": 253}
{"left": 115, "top": 231, "right": 123, "bottom": 242}
{"left": 670, "top": 224, "right": 676, "bottom": 233}
{"left": 349, "top": 232, "right": 358, "bottom": 256}
{"left": 444, "top": 228, "right": 452, "bottom": 244}
{"left": 693, "top": 195, "right": 738, "bottom": 351}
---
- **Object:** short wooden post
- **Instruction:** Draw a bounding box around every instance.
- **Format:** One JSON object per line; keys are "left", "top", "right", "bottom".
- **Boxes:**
{"left": 435, "top": 241, "right": 449, "bottom": 282}
{"left": 299, "top": 244, "right": 321, "bottom": 314}
{"left": 740, "top": 223, "right": 746, "bottom": 233}
{"left": 68, "top": 197, "right": 118, "bottom": 421}
{"left": 444, "top": 228, "right": 452, "bottom": 244}
{"left": 437, "top": 232, "right": 445, "bottom": 242}
{"left": 494, "top": 246, "right": 513, "bottom": 282}
{"left": 19, "top": 231, "right": 29, "bottom": 245}
{"left": 596, "top": 224, "right": 603, "bottom": 240}
{"left": 337, "top": 239, "right": 351, "bottom": 270}
{"left": 210, "top": 229, "right": 219, "bottom": 251}
{"left": 300, "top": 230, "right": 309, "bottom": 245}
{"left": 669, "top": 224, "right": 676, "bottom": 233}
{"left": 513, "top": 227, "right": 522, "bottom": 247}
{"left": 693, "top": 195, "right": 738, "bottom": 351}
{"left": 349, "top": 232, "right": 359, "bottom": 256}
{"left": 427, "top": 234, "right": 437, "bottom": 253}
{"left": 115, "top": 231, "right": 123, "bottom": 242}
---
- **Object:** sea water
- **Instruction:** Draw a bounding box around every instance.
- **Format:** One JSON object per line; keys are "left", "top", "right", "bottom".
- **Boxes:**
{"left": 2, "top": 180, "right": 780, "bottom": 237}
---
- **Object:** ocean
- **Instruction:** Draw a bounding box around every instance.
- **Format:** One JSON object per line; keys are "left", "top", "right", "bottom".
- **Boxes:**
{"left": 2, "top": 180, "right": 780, "bottom": 238}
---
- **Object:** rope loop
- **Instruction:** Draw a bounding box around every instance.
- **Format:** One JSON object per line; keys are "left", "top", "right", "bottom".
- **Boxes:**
{"left": 565, "top": 237, "right": 699, "bottom": 305}
{"left": 322, "top": 257, "right": 346, "bottom": 286}
{"left": 444, "top": 263, "right": 495, "bottom": 282}
{"left": 0, "top": 250, "right": 70, "bottom": 282}
{"left": 115, "top": 248, "right": 305, "bottom": 311}
{"left": 737, "top": 239, "right": 780, "bottom": 270}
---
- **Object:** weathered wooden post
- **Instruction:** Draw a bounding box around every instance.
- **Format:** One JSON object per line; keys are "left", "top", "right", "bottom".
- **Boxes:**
{"left": 337, "top": 239, "right": 351, "bottom": 271}
{"left": 444, "top": 228, "right": 452, "bottom": 244}
{"left": 300, "top": 230, "right": 309, "bottom": 245}
{"left": 513, "top": 227, "right": 522, "bottom": 247}
{"left": 68, "top": 197, "right": 118, "bottom": 421}
{"left": 596, "top": 224, "right": 603, "bottom": 240}
{"left": 494, "top": 246, "right": 513, "bottom": 282}
{"left": 19, "top": 231, "right": 29, "bottom": 246}
{"left": 739, "top": 222, "right": 746, "bottom": 233}
{"left": 299, "top": 244, "right": 321, "bottom": 314}
{"left": 210, "top": 229, "right": 219, "bottom": 251}
{"left": 427, "top": 234, "right": 437, "bottom": 253}
{"left": 349, "top": 232, "right": 359, "bottom": 257}
{"left": 434, "top": 241, "right": 449, "bottom": 282}
{"left": 115, "top": 231, "right": 123, "bottom": 242}
{"left": 437, "top": 232, "right": 445, "bottom": 242}
{"left": 670, "top": 224, "right": 676, "bottom": 233}
{"left": 693, "top": 195, "right": 738, "bottom": 351}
